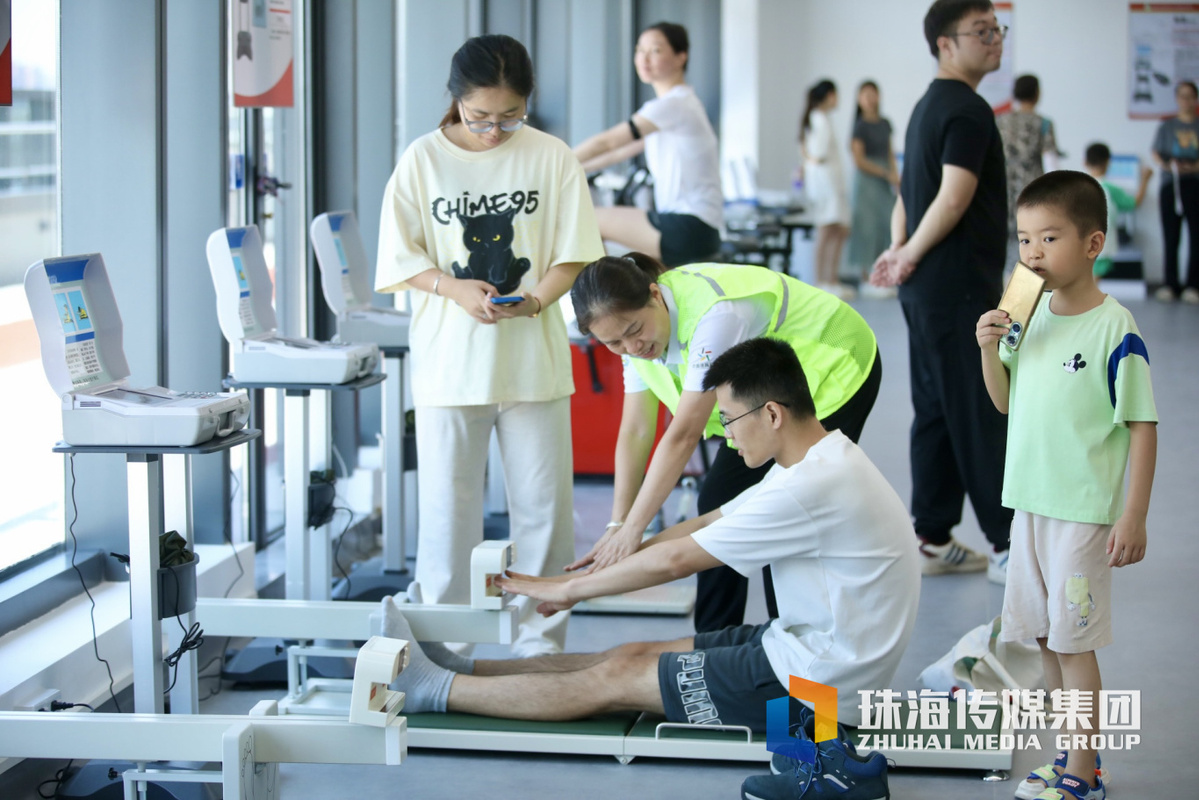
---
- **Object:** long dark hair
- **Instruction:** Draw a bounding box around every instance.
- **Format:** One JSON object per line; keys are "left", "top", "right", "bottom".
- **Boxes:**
{"left": 439, "top": 34, "right": 535, "bottom": 128}
{"left": 800, "top": 79, "right": 836, "bottom": 142}
{"left": 571, "top": 253, "right": 669, "bottom": 336}
{"left": 641, "top": 21, "right": 690, "bottom": 71}
{"left": 855, "top": 80, "right": 879, "bottom": 121}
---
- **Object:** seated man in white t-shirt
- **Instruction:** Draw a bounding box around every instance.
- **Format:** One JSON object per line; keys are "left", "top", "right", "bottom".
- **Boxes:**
{"left": 382, "top": 337, "right": 920, "bottom": 735}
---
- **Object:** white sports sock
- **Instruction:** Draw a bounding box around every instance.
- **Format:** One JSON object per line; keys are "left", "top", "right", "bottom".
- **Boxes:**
{"left": 420, "top": 641, "right": 476, "bottom": 675}
{"left": 380, "top": 597, "right": 454, "bottom": 713}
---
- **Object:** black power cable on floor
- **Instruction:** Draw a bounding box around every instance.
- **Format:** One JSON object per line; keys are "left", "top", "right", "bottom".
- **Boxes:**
{"left": 66, "top": 454, "right": 121, "bottom": 713}
{"left": 36, "top": 759, "right": 75, "bottom": 799}
{"left": 162, "top": 560, "right": 204, "bottom": 696}
{"left": 199, "top": 467, "right": 246, "bottom": 703}
{"left": 332, "top": 505, "right": 355, "bottom": 599}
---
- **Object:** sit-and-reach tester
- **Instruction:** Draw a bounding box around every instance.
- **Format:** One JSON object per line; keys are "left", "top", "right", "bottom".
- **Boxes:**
{"left": 24, "top": 254, "right": 250, "bottom": 447}
{"left": 311, "top": 211, "right": 410, "bottom": 349}
{"left": 206, "top": 225, "right": 380, "bottom": 384}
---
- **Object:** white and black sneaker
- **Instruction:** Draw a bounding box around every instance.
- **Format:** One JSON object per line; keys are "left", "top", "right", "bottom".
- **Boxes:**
{"left": 918, "top": 538, "right": 987, "bottom": 575}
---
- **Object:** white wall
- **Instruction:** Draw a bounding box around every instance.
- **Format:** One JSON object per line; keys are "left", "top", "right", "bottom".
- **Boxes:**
{"left": 720, "top": 0, "right": 760, "bottom": 191}
{"left": 751, "top": 0, "right": 1169, "bottom": 279}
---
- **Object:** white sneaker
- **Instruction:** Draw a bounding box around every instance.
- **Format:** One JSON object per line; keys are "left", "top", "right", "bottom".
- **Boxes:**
{"left": 817, "top": 282, "right": 855, "bottom": 300}
{"left": 1154, "top": 286, "right": 1176, "bottom": 302}
{"left": 918, "top": 538, "right": 988, "bottom": 575}
{"left": 858, "top": 282, "right": 898, "bottom": 299}
{"left": 1182, "top": 287, "right": 1199, "bottom": 305}
{"left": 987, "top": 549, "right": 1009, "bottom": 585}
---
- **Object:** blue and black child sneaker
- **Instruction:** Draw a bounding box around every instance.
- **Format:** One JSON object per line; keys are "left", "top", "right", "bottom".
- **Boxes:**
{"left": 1033, "top": 772, "right": 1106, "bottom": 800}
{"left": 742, "top": 715, "right": 889, "bottom": 800}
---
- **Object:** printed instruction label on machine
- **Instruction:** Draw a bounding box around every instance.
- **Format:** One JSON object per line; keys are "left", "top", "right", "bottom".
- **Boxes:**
{"left": 333, "top": 232, "right": 357, "bottom": 305}
{"left": 231, "top": 248, "right": 256, "bottom": 330}
{"left": 54, "top": 287, "right": 103, "bottom": 384}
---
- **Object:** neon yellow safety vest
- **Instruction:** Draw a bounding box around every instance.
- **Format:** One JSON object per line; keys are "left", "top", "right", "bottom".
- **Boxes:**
{"left": 631, "top": 264, "right": 878, "bottom": 439}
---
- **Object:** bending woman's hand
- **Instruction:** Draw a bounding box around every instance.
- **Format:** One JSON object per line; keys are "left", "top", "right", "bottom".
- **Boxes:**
{"left": 443, "top": 276, "right": 501, "bottom": 324}
{"left": 566, "top": 523, "right": 641, "bottom": 573}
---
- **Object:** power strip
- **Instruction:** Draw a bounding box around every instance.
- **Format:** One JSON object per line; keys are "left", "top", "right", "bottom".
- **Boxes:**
{"left": 14, "top": 688, "right": 61, "bottom": 712}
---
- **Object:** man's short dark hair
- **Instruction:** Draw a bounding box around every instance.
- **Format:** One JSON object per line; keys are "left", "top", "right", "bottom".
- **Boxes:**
{"left": 1084, "top": 142, "right": 1112, "bottom": 168}
{"left": 1013, "top": 74, "right": 1039, "bottom": 103}
{"left": 701, "top": 338, "right": 817, "bottom": 421}
{"left": 924, "top": 0, "right": 995, "bottom": 58}
{"left": 1017, "top": 171, "right": 1107, "bottom": 237}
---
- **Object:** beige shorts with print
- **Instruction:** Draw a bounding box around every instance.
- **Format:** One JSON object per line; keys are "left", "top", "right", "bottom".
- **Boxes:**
{"left": 1000, "top": 510, "right": 1113, "bottom": 654}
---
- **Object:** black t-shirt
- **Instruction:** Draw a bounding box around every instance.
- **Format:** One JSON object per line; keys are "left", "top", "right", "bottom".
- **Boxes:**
{"left": 899, "top": 79, "right": 1007, "bottom": 305}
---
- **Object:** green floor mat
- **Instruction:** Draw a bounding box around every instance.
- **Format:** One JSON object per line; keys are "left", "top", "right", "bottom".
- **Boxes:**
{"left": 405, "top": 711, "right": 641, "bottom": 738}
{"left": 627, "top": 713, "right": 763, "bottom": 743}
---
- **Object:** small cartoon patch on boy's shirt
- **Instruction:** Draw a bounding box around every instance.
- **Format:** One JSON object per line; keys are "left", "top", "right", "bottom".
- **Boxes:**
{"left": 1063, "top": 353, "right": 1087, "bottom": 373}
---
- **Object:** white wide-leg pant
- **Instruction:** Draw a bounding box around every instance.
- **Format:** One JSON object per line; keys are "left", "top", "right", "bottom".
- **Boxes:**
{"left": 410, "top": 397, "right": 573, "bottom": 656}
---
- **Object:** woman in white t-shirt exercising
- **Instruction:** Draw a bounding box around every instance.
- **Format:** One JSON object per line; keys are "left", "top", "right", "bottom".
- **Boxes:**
{"left": 573, "top": 22, "right": 724, "bottom": 267}
{"left": 374, "top": 35, "right": 605, "bottom": 656}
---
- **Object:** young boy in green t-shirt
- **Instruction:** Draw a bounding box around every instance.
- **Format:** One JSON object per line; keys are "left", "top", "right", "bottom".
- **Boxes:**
{"left": 1083, "top": 142, "right": 1153, "bottom": 277}
{"left": 975, "top": 171, "right": 1158, "bottom": 800}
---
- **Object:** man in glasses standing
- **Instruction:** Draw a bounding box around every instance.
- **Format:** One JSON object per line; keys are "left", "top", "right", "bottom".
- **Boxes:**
{"left": 870, "top": 0, "right": 1013, "bottom": 584}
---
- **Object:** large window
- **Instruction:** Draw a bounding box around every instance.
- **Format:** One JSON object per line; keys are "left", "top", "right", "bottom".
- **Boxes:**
{"left": 0, "top": 0, "right": 62, "bottom": 572}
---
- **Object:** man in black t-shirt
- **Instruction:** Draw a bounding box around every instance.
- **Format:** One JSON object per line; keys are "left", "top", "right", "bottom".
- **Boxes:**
{"left": 870, "top": 0, "right": 1013, "bottom": 582}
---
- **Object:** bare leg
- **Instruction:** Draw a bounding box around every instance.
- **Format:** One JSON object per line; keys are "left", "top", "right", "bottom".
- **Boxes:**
{"left": 448, "top": 648, "right": 667, "bottom": 720}
{"left": 1020, "top": 638, "right": 1066, "bottom": 795}
{"left": 1038, "top": 637, "right": 1062, "bottom": 694}
{"left": 474, "top": 637, "right": 694, "bottom": 676}
{"left": 814, "top": 224, "right": 835, "bottom": 285}
{"left": 829, "top": 224, "right": 849, "bottom": 281}
{"left": 1058, "top": 650, "right": 1102, "bottom": 788}
{"left": 594, "top": 206, "right": 663, "bottom": 258}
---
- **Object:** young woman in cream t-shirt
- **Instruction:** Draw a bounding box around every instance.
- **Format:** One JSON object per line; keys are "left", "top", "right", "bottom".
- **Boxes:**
{"left": 375, "top": 34, "right": 604, "bottom": 656}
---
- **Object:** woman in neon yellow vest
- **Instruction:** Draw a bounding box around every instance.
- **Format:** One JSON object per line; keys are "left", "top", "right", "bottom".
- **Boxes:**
{"left": 569, "top": 253, "right": 881, "bottom": 632}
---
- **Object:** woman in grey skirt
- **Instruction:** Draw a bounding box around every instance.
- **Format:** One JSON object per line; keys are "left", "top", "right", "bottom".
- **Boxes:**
{"left": 846, "top": 81, "right": 899, "bottom": 298}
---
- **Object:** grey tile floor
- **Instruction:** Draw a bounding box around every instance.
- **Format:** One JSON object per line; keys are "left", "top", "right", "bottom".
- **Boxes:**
{"left": 9, "top": 295, "right": 1198, "bottom": 799}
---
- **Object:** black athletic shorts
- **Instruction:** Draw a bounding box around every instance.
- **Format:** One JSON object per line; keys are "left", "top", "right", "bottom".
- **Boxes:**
{"left": 648, "top": 210, "right": 722, "bottom": 267}
{"left": 657, "top": 623, "right": 789, "bottom": 731}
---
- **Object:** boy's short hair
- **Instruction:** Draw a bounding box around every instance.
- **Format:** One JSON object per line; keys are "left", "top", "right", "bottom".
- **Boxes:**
{"left": 701, "top": 338, "right": 817, "bottom": 421}
{"left": 924, "top": 0, "right": 995, "bottom": 58}
{"left": 1013, "top": 74, "right": 1039, "bottom": 103}
{"left": 1017, "top": 171, "right": 1108, "bottom": 237}
{"left": 1084, "top": 143, "right": 1112, "bottom": 168}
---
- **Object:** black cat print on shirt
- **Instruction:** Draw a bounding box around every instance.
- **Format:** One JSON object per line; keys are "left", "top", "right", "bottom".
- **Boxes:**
{"left": 429, "top": 189, "right": 538, "bottom": 296}
{"left": 448, "top": 207, "right": 531, "bottom": 296}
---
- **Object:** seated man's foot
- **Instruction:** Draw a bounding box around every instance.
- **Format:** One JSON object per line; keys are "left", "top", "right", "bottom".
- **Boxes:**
{"left": 744, "top": 715, "right": 888, "bottom": 800}
{"left": 918, "top": 537, "right": 987, "bottom": 575}
{"left": 380, "top": 596, "right": 455, "bottom": 713}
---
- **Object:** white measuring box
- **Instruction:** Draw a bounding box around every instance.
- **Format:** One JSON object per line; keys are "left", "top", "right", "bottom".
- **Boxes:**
{"left": 311, "top": 211, "right": 410, "bottom": 348}
{"left": 24, "top": 254, "right": 250, "bottom": 447}
{"left": 206, "top": 225, "right": 379, "bottom": 384}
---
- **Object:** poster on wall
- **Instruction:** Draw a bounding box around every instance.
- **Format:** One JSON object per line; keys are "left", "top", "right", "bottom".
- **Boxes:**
{"left": 232, "top": 0, "right": 294, "bottom": 108}
{"left": 976, "top": 2, "right": 1014, "bottom": 113}
{"left": 1, "top": 0, "right": 12, "bottom": 106}
{"left": 1128, "top": 4, "right": 1199, "bottom": 119}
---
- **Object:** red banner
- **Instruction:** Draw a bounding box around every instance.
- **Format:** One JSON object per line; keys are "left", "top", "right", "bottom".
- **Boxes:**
{"left": 232, "top": 0, "right": 294, "bottom": 108}
{"left": 1, "top": 0, "right": 12, "bottom": 106}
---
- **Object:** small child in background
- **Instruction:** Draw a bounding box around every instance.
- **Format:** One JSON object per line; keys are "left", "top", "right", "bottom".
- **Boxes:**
{"left": 976, "top": 171, "right": 1158, "bottom": 800}
{"left": 1083, "top": 142, "right": 1153, "bottom": 277}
